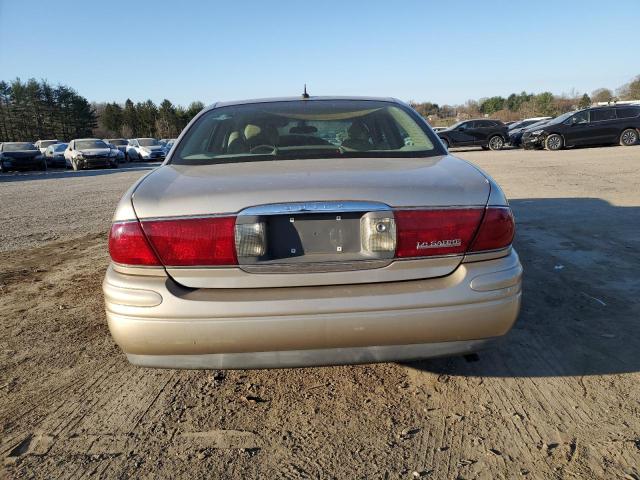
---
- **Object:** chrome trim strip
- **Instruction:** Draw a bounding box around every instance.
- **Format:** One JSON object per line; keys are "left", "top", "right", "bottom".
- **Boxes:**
{"left": 241, "top": 259, "right": 391, "bottom": 274}
{"left": 238, "top": 201, "right": 391, "bottom": 216}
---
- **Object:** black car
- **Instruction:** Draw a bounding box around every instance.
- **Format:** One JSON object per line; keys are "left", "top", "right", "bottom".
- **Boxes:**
{"left": 437, "top": 119, "right": 509, "bottom": 150}
{"left": 522, "top": 105, "right": 640, "bottom": 150}
{"left": 0, "top": 142, "right": 47, "bottom": 172}
{"left": 509, "top": 118, "right": 552, "bottom": 148}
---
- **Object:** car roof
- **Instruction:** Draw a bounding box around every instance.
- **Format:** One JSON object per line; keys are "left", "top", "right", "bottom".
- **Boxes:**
{"left": 209, "top": 95, "right": 401, "bottom": 110}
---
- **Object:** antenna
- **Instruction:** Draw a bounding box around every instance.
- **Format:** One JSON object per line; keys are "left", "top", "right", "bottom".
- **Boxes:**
{"left": 302, "top": 84, "right": 310, "bottom": 99}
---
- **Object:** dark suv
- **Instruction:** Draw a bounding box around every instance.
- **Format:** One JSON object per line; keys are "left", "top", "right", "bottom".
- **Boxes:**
{"left": 522, "top": 105, "right": 640, "bottom": 150}
{"left": 437, "top": 119, "right": 509, "bottom": 150}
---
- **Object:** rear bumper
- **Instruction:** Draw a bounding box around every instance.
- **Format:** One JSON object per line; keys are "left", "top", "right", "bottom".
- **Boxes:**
{"left": 103, "top": 251, "right": 522, "bottom": 369}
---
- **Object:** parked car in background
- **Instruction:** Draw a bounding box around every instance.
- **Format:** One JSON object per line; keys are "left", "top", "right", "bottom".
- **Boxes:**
{"left": 126, "top": 138, "right": 166, "bottom": 161}
{"left": 105, "top": 138, "right": 129, "bottom": 159}
{"left": 508, "top": 117, "right": 552, "bottom": 147}
{"left": 34, "top": 139, "right": 61, "bottom": 155}
{"left": 0, "top": 142, "right": 47, "bottom": 172}
{"left": 522, "top": 105, "right": 640, "bottom": 150}
{"left": 162, "top": 138, "right": 176, "bottom": 155}
{"left": 44, "top": 142, "right": 68, "bottom": 167}
{"left": 105, "top": 143, "right": 126, "bottom": 163}
{"left": 64, "top": 138, "right": 120, "bottom": 170}
{"left": 508, "top": 117, "right": 551, "bottom": 132}
{"left": 437, "top": 119, "right": 509, "bottom": 150}
{"left": 104, "top": 96, "right": 521, "bottom": 369}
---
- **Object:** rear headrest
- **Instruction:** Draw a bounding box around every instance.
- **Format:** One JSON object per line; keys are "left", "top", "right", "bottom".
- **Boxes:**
{"left": 244, "top": 124, "right": 261, "bottom": 140}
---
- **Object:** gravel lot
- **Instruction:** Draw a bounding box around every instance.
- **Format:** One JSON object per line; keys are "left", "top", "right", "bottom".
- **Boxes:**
{"left": 1, "top": 146, "right": 639, "bottom": 479}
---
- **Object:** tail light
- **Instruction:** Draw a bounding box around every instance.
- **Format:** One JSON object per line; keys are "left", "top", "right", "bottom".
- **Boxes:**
{"left": 468, "top": 207, "right": 514, "bottom": 252}
{"left": 108, "top": 206, "right": 514, "bottom": 267}
{"left": 108, "top": 221, "right": 161, "bottom": 266}
{"left": 395, "top": 209, "right": 484, "bottom": 257}
{"left": 141, "top": 217, "right": 237, "bottom": 266}
{"left": 394, "top": 207, "right": 514, "bottom": 258}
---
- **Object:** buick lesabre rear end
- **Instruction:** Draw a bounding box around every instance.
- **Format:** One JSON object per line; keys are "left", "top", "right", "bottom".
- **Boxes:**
{"left": 103, "top": 97, "right": 522, "bottom": 369}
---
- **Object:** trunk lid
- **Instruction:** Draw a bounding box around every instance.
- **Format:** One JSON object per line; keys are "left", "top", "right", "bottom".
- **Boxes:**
{"left": 132, "top": 155, "right": 490, "bottom": 288}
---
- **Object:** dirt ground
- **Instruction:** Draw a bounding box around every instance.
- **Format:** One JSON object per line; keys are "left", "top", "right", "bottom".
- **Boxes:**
{"left": 1, "top": 146, "right": 639, "bottom": 479}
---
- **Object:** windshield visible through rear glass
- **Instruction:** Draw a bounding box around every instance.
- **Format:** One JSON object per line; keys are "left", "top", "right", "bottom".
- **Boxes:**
{"left": 138, "top": 138, "right": 159, "bottom": 147}
{"left": 3, "top": 143, "right": 37, "bottom": 152}
{"left": 76, "top": 140, "right": 108, "bottom": 150}
{"left": 172, "top": 100, "right": 440, "bottom": 165}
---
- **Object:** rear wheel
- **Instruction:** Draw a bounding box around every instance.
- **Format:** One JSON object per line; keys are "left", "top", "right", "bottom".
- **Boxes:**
{"left": 545, "top": 134, "right": 563, "bottom": 151}
{"left": 620, "top": 128, "right": 639, "bottom": 146}
{"left": 488, "top": 135, "right": 504, "bottom": 151}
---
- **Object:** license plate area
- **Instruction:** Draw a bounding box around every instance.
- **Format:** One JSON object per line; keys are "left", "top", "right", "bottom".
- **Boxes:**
{"left": 268, "top": 212, "right": 361, "bottom": 260}
{"left": 235, "top": 201, "right": 394, "bottom": 267}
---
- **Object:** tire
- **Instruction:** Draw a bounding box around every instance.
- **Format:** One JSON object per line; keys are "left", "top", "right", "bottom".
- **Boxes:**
{"left": 481, "top": 146, "right": 489, "bottom": 151}
{"left": 488, "top": 135, "right": 504, "bottom": 151}
{"left": 545, "top": 134, "right": 563, "bottom": 151}
{"left": 620, "top": 128, "right": 639, "bottom": 146}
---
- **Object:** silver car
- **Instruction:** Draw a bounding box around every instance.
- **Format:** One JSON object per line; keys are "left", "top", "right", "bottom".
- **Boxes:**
{"left": 104, "top": 96, "right": 522, "bottom": 369}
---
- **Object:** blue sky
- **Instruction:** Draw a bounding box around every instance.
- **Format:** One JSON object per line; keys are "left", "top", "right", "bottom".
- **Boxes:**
{"left": 0, "top": 0, "right": 637, "bottom": 107}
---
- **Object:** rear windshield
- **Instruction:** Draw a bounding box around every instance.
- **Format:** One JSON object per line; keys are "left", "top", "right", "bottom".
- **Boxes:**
{"left": 76, "top": 140, "right": 108, "bottom": 150}
{"left": 3, "top": 142, "right": 37, "bottom": 152}
{"left": 138, "top": 138, "right": 159, "bottom": 146}
{"left": 171, "top": 100, "right": 441, "bottom": 165}
{"left": 53, "top": 143, "right": 67, "bottom": 152}
{"left": 39, "top": 140, "right": 58, "bottom": 148}
{"left": 108, "top": 139, "right": 127, "bottom": 145}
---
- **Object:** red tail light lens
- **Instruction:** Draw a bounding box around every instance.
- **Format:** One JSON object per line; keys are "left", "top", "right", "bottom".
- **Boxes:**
{"left": 109, "top": 221, "right": 161, "bottom": 266}
{"left": 395, "top": 209, "right": 484, "bottom": 258}
{"left": 469, "top": 207, "right": 515, "bottom": 252}
{"left": 141, "top": 216, "right": 237, "bottom": 266}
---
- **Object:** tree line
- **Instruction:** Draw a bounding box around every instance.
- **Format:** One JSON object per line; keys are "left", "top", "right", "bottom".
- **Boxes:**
{"left": 95, "top": 99, "right": 205, "bottom": 140}
{"left": 0, "top": 79, "right": 97, "bottom": 142}
{"left": 0, "top": 78, "right": 204, "bottom": 142}
{"left": 411, "top": 74, "right": 640, "bottom": 126}
{"left": 1, "top": 74, "right": 639, "bottom": 141}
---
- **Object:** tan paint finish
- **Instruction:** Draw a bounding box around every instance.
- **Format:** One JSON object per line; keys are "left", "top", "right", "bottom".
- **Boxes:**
{"left": 104, "top": 251, "right": 521, "bottom": 358}
{"left": 127, "top": 155, "right": 490, "bottom": 220}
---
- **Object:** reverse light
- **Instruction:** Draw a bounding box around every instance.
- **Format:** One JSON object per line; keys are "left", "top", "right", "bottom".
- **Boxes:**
{"left": 361, "top": 216, "right": 396, "bottom": 253}
{"left": 235, "top": 222, "right": 267, "bottom": 257}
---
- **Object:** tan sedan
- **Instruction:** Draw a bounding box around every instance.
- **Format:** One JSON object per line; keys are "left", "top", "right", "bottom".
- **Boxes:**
{"left": 104, "top": 96, "right": 522, "bottom": 369}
